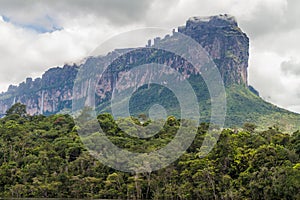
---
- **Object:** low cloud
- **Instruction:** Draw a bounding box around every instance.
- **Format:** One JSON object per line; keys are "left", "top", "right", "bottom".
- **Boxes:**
{"left": 281, "top": 59, "right": 300, "bottom": 75}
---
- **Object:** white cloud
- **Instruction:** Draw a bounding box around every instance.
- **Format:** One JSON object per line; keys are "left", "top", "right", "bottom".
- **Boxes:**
{"left": 281, "top": 59, "right": 300, "bottom": 75}
{"left": 0, "top": 15, "right": 117, "bottom": 91}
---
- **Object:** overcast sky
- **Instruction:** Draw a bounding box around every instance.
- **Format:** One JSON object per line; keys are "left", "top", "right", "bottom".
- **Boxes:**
{"left": 0, "top": 0, "right": 300, "bottom": 113}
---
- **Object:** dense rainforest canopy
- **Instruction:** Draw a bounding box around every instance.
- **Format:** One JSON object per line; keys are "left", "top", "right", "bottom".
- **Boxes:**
{"left": 0, "top": 103, "right": 299, "bottom": 199}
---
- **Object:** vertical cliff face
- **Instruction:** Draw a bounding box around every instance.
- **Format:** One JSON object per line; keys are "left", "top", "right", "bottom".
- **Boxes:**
{"left": 178, "top": 14, "right": 249, "bottom": 85}
{"left": 0, "top": 65, "right": 78, "bottom": 116}
{"left": 0, "top": 14, "right": 250, "bottom": 116}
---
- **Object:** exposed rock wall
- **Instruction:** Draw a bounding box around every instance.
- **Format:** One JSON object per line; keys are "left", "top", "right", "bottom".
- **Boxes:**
{"left": 0, "top": 65, "right": 78, "bottom": 116}
{"left": 0, "top": 14, "right": 250, "bottom": 116}
{"left": 178, "top": 14, "right": 249, "bottom": 85}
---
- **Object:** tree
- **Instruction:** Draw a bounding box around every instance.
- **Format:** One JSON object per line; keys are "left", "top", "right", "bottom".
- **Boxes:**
{"left": 5, "top": 103, "right": 27, "bottom": 117}
{"left": 242, "top": 122, "right": 257, "bottom": 133}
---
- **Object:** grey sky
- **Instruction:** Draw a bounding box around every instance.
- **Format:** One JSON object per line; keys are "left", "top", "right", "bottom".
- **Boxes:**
{"left": 0, "top": 0, "right": 300, "bottom": 113}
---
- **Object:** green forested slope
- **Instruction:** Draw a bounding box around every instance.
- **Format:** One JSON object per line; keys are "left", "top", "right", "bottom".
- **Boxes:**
{"left": 122, "top": 75, "right": 300, "bottom": 131}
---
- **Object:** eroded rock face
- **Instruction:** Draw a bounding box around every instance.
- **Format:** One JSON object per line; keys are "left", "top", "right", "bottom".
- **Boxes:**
{"left": 178, "top": 14, "right": 249, "bottom": 85}
{"left": 0, "top": 14, "right": 250, "bottom": 116}
{"left": 0, "top": 65, "right": 78, "bottom": 116}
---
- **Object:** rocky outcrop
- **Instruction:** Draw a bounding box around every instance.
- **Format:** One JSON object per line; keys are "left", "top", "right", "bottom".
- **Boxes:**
{"left": 178, "top": 14, "right": 249, "bottom": 85}
{"left": 0, "top": 65, "right": 78, "bottom": 116}
{"left": 0, "top": 14, "right": 250, "bottom": 116}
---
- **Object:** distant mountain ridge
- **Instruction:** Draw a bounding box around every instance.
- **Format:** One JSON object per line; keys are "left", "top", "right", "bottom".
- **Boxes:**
{"left": 0, "top": 14, "right": 299, "bottom": 131}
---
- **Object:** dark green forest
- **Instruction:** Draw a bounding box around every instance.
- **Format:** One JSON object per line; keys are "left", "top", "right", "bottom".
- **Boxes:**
{"left": 0, "top": 103, "right": 299, "bottom": 199}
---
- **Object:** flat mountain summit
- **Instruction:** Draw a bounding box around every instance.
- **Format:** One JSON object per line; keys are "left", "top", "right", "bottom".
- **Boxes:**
{"left": 0, "top": 14, "right": 299, "bottom": 131}
{"left": 187, "top": 14, "right": 237, "bottom": 26}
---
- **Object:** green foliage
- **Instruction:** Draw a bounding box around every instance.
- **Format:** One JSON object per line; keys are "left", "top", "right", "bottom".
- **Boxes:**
{"left": 0, "top": 112, "right": 299, "bottom": 199}
{"left": 225, "top": 85, "right": 300, "bottom": 131}
{"left": 5, "top": 103, "right": 27, "bottom": 117}
{"left": 97, "top": 74, "right": 300, "bottom": 132}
